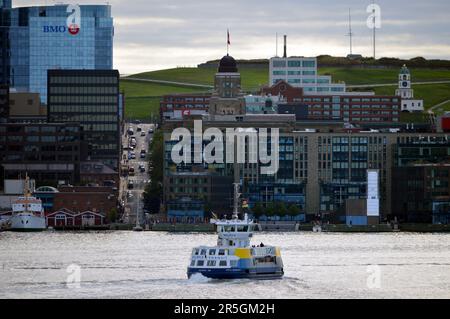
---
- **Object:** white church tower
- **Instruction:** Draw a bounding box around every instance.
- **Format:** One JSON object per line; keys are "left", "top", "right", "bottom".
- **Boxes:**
{"left": 395, "top": 65, "right": 424, "bottom": 112}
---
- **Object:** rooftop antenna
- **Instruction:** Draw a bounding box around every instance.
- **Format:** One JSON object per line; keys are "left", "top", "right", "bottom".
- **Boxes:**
{"left": 276, "top": 32, "right": 278, "bottom": 57}
{"left": 283, "top": 35, "right": 287, "bottom": 58}
{"left": 346, "top": 8, "right": 354, "bottom": 55}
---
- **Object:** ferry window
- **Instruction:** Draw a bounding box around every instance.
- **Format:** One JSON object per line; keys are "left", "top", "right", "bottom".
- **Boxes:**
{"left": 193, "top": 249, "right": 199, "bottom": 255}
{"left": 237, "top": 226, "right": 249, "bottom": 232}
{"left": 224, "top": 226, "right": 233, "bottom": 232}
{"left": 190, "top": 260, "right": 195, "bottom": 267}
{"left": 197, "top": 260, "right": 204, "bottom": 267}
{"left": 207, "top": 261, "right": 217, "bottom": 267}
{"left": 219, "top": 261, "right": 227, "bottom": 267}
{"left": 200, "top": 249, "right": 207, "bottom": 256}
{"left": 209, "top": 249, "right": 216, "bottom": 256}
{"left": 230, "top": 260, "right": 238, "bottom": 267}
{"left": 218, "top": 249, "right": 226, "bottom": 256}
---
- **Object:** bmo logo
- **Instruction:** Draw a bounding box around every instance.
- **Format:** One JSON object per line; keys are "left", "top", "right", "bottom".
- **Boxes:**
{"left": 43, "top": 25, "right": 67, "bottom": 33}
{"left": 42, "top": 4, "right": 81, "bottom": 36}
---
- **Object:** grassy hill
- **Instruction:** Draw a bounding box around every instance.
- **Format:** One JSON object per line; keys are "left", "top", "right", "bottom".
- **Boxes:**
{"left": 121, "top": 65, "right": 450, "bottom": 120}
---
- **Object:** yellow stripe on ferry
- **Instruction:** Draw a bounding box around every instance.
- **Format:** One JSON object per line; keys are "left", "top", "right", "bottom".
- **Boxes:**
{"left": 275, "top": 247, "right": 282, "bottom": 257}
{"left": 234, "top": 248, "right": 252, "bottom": 259}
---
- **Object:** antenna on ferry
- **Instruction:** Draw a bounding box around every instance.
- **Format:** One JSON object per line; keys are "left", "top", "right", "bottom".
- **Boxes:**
{"left": 232, "top": 183, "right": 241, "bottom": 219}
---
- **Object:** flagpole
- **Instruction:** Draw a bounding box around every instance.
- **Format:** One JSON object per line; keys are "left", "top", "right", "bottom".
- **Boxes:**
{"left": 227, "top": 29, "right": 229, "bottom": 55}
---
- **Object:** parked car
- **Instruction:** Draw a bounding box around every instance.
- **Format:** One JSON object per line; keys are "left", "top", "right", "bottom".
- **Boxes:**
{"left": 141, "top": 131, "right": 146, "bottom": 137}
{"left": 137, "top": 127, "right": 142, "bottom": 132}
{"left": 127, "top": 181, "right": 134, "bottom": 189}
{"left": 129, "top": 167, "right": 135, "bottom": 176}
{"left": 129, "top": 152, "right": 136, "bottom": 160}
{"left": 139, "top": 164, "right": 145, "bottom": 173}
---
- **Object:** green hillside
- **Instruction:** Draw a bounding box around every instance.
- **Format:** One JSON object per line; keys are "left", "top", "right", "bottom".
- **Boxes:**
{"left": 121, "top": 65, "right": 450, "bottom": 120}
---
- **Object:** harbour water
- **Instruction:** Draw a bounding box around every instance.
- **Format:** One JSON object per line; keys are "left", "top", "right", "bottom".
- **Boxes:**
{"left": 1, "top": 231, "right": 450, "bottom": 299}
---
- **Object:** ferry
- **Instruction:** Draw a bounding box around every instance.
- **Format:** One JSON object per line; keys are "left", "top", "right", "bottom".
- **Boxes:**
{"left": 187, "top": 184, "right": 284, "bottom": 280}
{"left": 9, "top": 176, "right": 46, "bottom": 232}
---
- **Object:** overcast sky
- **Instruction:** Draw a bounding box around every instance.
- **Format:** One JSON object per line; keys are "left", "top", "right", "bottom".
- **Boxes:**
{"left": 13, "top": 0, "right": 450, "bottom": 74}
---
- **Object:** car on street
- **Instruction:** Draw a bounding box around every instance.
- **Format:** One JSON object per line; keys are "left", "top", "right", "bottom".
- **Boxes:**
{"left": 141, "top": 131, "right": 146, "bottom": 137}
{"left": 127, "top": 181, "right": 134, "bottom": 189}
{"left": 140, "top": 150, "right": 147, "bottom": 159}
{"left": 148, "top": 128, "right": 154, "bottom": 134}
{"left": 139, "top": 164, "right": 145, "bottom": 173}
{"left": 129, "top": 152, "right": 136, "bottom": 160}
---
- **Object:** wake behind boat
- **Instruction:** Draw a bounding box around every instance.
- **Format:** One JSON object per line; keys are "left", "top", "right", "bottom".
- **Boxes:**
{"left": 187, "top": 184, "right": 284, "bottom": 280}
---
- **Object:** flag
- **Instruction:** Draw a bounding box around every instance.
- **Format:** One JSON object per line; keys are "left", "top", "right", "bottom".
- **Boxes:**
{"left": 227, "top": 29, "right": 231, "bottom": 45}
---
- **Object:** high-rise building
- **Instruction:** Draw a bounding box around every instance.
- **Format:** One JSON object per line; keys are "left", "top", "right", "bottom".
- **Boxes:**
{"left": 0, "top": 0, "right": 11, "bottom": 85}
{"left": 47, "top": 69, "right": 121, "bottom": 170}
{"left": 8, "top": 3, "right": 113, "bottom": 104}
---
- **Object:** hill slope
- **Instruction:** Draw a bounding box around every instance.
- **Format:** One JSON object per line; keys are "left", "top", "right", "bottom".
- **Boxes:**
{"left": 121, "top": 66, "right": 450, "bottom": 120}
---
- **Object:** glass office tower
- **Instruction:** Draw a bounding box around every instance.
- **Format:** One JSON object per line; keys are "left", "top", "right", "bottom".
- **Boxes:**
{"left": 0, "top": 0, "right": 11, "bottom": 85}
{"left": 9, "top": 3, "right": 113, "bottom": 104}
{"left": 47, "top": 69, "right": 120, "bottom": 170}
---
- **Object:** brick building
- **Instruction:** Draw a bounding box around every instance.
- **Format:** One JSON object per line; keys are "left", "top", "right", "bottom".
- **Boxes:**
{"left": 52, "top": 185, "right": 117, "bottom": 216}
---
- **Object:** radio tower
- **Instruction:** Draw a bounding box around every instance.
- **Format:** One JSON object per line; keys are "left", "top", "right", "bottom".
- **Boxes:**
{"left": 372, "top": 0, "right": 376, "bottom": 59}
{"left": 346, "top": 8, "right": 354, "bottom": 55}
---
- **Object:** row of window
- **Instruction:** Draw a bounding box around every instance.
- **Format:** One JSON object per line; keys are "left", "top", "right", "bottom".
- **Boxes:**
{"left": 50, "top": 76, "right": 118, "bottom": 85}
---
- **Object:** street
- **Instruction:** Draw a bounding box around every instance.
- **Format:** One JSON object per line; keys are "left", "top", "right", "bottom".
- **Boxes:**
{"left": 120, "top": 122, "right": 155, "bottom": 225}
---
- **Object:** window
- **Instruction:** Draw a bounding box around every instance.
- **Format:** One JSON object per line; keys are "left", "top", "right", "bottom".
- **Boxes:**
{"left": 197, "top": 260, "right": 204, "bottom": 267}
{"left": 209, "top": 249, "right": 216, "bottom": 256}
{"left": 207, "top": 260, "right": 217, "bottom": 267}
{"left": 219, "top": 261, "right": 227, "bottom": 267}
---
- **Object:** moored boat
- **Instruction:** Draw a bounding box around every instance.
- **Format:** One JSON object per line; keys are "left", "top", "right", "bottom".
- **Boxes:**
{"left": 9, "top": 176, "right": 46, "bottom": 232}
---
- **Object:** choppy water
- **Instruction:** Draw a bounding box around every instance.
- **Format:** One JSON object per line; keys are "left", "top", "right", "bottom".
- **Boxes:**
{"left": 1, "top": 231, "right": 450, "bottom": 299}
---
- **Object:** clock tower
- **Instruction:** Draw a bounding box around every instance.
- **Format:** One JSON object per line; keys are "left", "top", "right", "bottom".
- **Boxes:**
{"left": 396, "top": 65, "right": 413, "bottom": 99}
{"left": 395, "top": 65, "right": 424, "bottom": 112}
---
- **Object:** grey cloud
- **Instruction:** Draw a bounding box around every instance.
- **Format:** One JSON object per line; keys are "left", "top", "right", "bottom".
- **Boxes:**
{"left": 13, "top": 0, "right": 450, "bottom": 73}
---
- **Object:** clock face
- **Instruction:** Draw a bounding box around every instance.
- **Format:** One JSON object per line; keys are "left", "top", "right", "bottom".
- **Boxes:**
{"left": 402, "top": 81, "right": 408, "bottom": 87}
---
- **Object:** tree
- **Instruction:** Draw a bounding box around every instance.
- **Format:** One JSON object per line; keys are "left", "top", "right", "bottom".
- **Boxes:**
{"left": 143, "top": 130, "right": 163, "bottom": 214}
{"left": 108, "top": 208, "right": 118, "bottom": 223}
{"left": 277, "top": 202, "right": 288, "bottom": 217}
{"left": 252, "top": 202, "right": 264, "bottom": 218}
{"left": 265, "top": 203, "right": 275, "bottom": 217}
{"left": 288, "top": 205, "right": 301, "bottom": 217}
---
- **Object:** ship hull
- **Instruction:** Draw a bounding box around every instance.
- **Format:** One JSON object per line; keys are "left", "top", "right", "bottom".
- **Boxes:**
{"left": 187, "top": 267, "right": 284, "bottom": 280}
{"left": 9, "top": 214, "right": 46, "bottom": 232}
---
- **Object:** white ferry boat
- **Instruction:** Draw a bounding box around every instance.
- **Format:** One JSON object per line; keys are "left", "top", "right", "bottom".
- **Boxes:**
{"left": 187, "top": 184, "right": 284, "bottom": 280}
{"left": 9, "top": 176, "right": 46, "bottom": 232}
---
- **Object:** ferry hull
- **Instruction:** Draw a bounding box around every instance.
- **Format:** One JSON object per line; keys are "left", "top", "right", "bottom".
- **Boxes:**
{"left": 9, "top": 214, "right": 46, "bottom": 232}
{"left": 187, "top": 267, "right": 284, "bottom": 280}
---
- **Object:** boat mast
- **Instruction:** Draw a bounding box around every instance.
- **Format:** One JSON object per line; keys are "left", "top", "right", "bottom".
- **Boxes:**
{"left": 232, "top": 183, "right": 241, "bottom": 219}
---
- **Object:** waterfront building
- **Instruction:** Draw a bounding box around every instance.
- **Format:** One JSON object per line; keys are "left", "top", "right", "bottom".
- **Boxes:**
{"left": 395, "top": 65, "right": 424, "bottom": 112}
{"left": 0, "top": 122, "right": 85, "bottom": 188}
{"left": 391, "top": 136, "right": 450, "bottom": 223}
{"left": 8, "top": 2, "right": 113, "bottom": 104}
{"left": 46, "top": 209, "right": 106, "bottom": 228}
{"left": 52, "top": 185, "right": 117, "bottom": 216}
{"left": 47, "top": 69, "right": 121, "bottom": 170}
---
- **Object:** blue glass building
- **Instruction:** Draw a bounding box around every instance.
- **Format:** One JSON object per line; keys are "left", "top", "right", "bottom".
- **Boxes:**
{"left": 8, "top": 2, "right": 113, "bottom": 104}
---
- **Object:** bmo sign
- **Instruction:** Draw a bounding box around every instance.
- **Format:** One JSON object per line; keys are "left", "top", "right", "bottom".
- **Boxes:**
{"left": 43, "top": 25, "right": 68, "bottom": 33}
{"left": 42, "top": 4, "right": 81, "bottom": 36}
